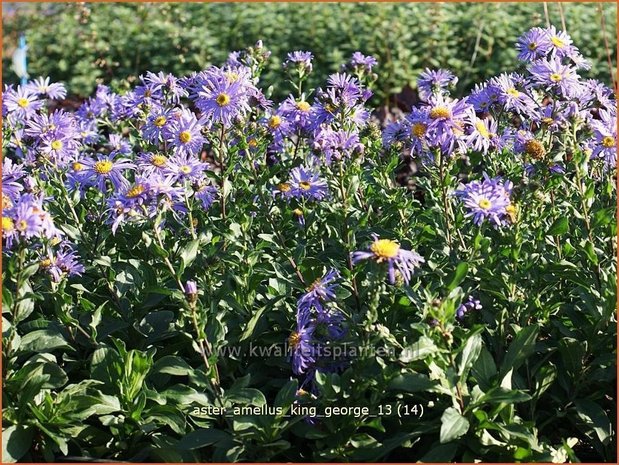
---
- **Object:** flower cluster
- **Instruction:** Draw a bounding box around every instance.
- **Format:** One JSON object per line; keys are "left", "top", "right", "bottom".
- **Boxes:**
{"left": 456, "top": 295, "right": 482, "bottom": 320}
{"left": 290, "top": 269, "right": 347, "bottom": 393}
{"left": 383, "top": 26, "right": 616, "bottom": 171}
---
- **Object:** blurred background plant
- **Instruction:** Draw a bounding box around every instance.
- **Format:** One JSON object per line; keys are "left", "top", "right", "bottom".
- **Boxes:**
{"left": 3, "top": 2, "right": 617, "bottom": 106}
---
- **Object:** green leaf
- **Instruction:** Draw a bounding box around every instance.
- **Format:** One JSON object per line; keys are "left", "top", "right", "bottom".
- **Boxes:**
{"left": 20, "top": 329, "right": 71, "bottom": 353}
{"left": 476, "top": 387, "right": 532, "bottom": 405}
{"left": 177, "top": 428, "right": 231, "bottom": 450}
{"left": 573, "top": 400, "right": 612, "bottom": 445}
{"left": 180, "top": 239, "right": 201, "bottom": 271}
{"left": 471, "top": 347, "right": 497, "bottom": 391}
{"left": 388, "top": 373, "right": 437, "bottom": 393}
{"left": 548, "top": 217, "right": 568, "bottom": 236}
{"left": 274, "top": 379, "right": 298, "bottom": 409}
{"left": 2, "top": 426, "right": 33, "bottom": 463}
{"left": 239, "top": 306, "right": 267, "bottom": 342}
{"left": 500, "top": 325, "right": 539, "bottom": 378}
{"left": 440, "top": 407, "right": 470, "bottom": 443}
{"left": 447, "top": 263, "right": 469, "bottom": 290}
{"left": 152, "top": 355, "right": 193, "bottom": 377}
{"left": 457, "top": 333, "right": 482, "bottom": 379}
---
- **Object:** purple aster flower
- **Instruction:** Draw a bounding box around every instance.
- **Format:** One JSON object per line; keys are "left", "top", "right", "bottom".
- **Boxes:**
{"left": 272, "top": 181, "right": 294, "bottom": 199}
{"left": 193, "top": 66, "right": 254, "bottom": 127}
{"left": 516, "top": 27, "right": 551, "bottom": 61}
{"left": 468, "top": 82, "right": 501, "bottom": 113}
{"left": 289, "top": 166, "right": 329, "bottom": 201}
{"left": 529, "top": 57, "right": 581, "bottom": 97}
{"left": 298, "top": 268, "right": 340, "bottom": 312}
{"left": 418, "top": 68, "right": 458, "bottom": 101}
{"left": 143, "top": 71, "right": 188, "bottom": 104}
{"left": 166, "top": 110, "right": 205, "bottom": 156}
{"left": 40, "top": 247, "right": 85, "bottom": 282}
{"left": 347, "top": 51, "right": 378, "bottom": 74}
{"left": 6, "top": 199, "right": 44, "bottom": 245}
{"left": 312, "top": 128, "right": 363, "bottom": 164}
{"left": 80, "top": 154, "right": 135, "bottom": 192}
{"left": 289, "top": 306, "right": 316, "bottom": 375}
{"left": 25, "top": 77, "right": 67, "bottom": 100}
{"left": 164, "top": 153, "right": 208, "bottom": 182}
{"left": 590, "top": 109, "right": 617, "bottom": 169}
{"left": 455, "top": 174, "right": 514, "bottom": 227}
{"left": 195, "top": 184, "right": 218, "bottom": 210}
{"left": 3, "top": 85, "right": 43, "bottom": 119}
{"left": 464, "top": 116, "right": 499, "bottom": 154}
{"left": 141, "top": 106, "right": 174, "bottom": 143}
{"left": 136, "top": 152, "right": 169, "bottom": 176}
{"left": 490, "top": 73, "right": 535, "bottom": 114}
{"left": 382, "top": 120, "right": 410, "bottom": 149}
{"left": 284, "top": 51, "right": 314, "bottom": 75}
{"left": 405, "top": 107, "right": 432, "bottom": 156}
{"left": 278, "top": 95, "right": 313, "bottom": 132}
{"left": 352, "top": 234, "right": 424, "bottom": 285}
{"left": 544, "top": 25, "right": 578, "bottom": 60}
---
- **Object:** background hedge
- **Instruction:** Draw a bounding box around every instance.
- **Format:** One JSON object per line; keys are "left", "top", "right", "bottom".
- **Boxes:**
{"left": 3, "top": 2, "right": 617, "bottom": 104}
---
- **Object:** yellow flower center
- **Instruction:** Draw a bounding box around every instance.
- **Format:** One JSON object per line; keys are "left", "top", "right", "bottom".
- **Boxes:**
{"left": 299, "top": 181, "right": 312, "bottom": 191}
{"left": 325, "top": 103, "right": 336, "bottom": 113}
{"left": 528, "top": 42, "right": 537, "bottom": 50}
{"left": 225, "top": 71, "right": 240, "bottom": 83}
{"left": 127, "top": 184, "right": 145, "bottom": 198}
{"left": 151, "top": 154, "right": 167, "bottom": 167}
{"left": 2, "top": 217, "right": 15, "bottom": 233}
{"left": 248, "top": 138, "right": 258, "bottom": 148}
{"left": 288, "top": 331, "right": 301, "bottom": 349}
{"left": 549, "top": 73, "right": 562, "bottom": 82}
{"left": 179, "top": 165, "right": 192, "bottom": 174}
{"left": 72, "top": 161, "right": 84, "bottom": 172}
{"left": 268, "top": 115, "right": 282, "bottom": 129}
{"left": 154, "top": 116, "right": 167, "bottom": 127}
{"left": 278, "top": 182, "right": 291, "bottom": 192}
{"left": 40, "top": 258, "right": 53, "bottom": 268}
{"left": 17, "top": 98, "right": 29, "bottom": 108}
{"left": 16, "top": 219, "right": 28, "bottom": 231}
{"left": 411, "top": 123, "right": 427, "bottom": 138}
{"left": 216, "top": 93, "right": 231, "bottom": 107}
{"left": 507, "top": 88, "right": 520, "bottom": 98}
{"left": 542, "top": 117, "right": 554, "bottom": 125}
{"left": 179, "top": 131, "right": 192, "bottom": 144}
{"left": 525, "top": 139, "right": 546, "bottom": 159}
{"left": 430, "top": 106, "right": 450, "bottom": 119}
{"left": 2, "top": 194, "right": 14, "bottom": 210}
{"left": 94, "top": 160, "right": 113, "bottom": 174}
{"left": 51, "top": 140, "right": 63, "bottom": 150}
{"left": 370, "top": 239, "right": 400, "bottom": 260}
{"left": 478, "top": 198, "right": 491, "bottom": 210}
{"left": 293, "top": 208, "right": 303, "bottom": 217}
{"left": 602, "top": 136, "right": 616, "bottom": 148}
{"left": 475, "top": 120, "right": 490, "bottom": 139}
{"left": 551, "top": 36, "right": 565, "bottom": 48}
{"left": 296, "top": 101, "right": 311, "bottom": 112}
{"left": 506, "top": 204, "right": 518, "bottom": 222}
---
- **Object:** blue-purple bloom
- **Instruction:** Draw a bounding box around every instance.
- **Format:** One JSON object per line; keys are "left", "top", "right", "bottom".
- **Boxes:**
{"left": 455, "top": 174, "right": 514, "bottom": 227}
{"left": 289, "top": 166, "right": 329, "bottom": 200}
{"left": 80, "top": 154, "right": 135, "bottom": 192}
{"left": 352, "top": 234, "right": 424, "bottom": 285}
{"left": 418, "top": 68, "right": 458, "bottom": 101}
{"left": 456, "top": 296, "right": 482, "bottom": 320}
{"left": 166, "top": 110, "right": 205, "bottom": 156}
